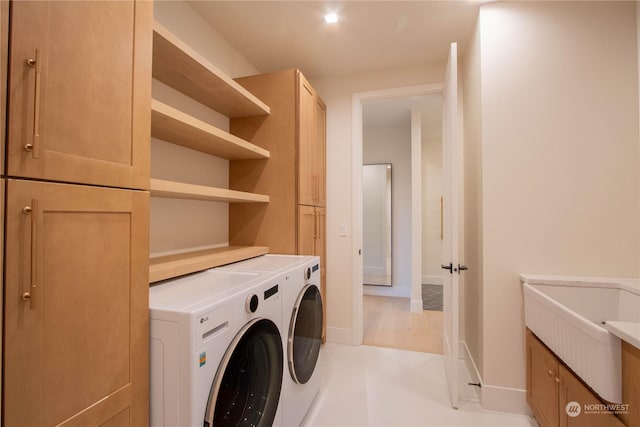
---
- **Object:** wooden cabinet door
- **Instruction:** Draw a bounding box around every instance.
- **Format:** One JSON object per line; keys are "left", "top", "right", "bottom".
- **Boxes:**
{"left": 7, "top": 1, "right": 151, "bottom": 190}
{"left": 316, "top": 207, "right": 327, "bottom": 341}
{"left": 0, "top": 178, "right": 4, "bottom": 412}
{"left": 297, "top": 205, "right": 316, "bottom": 256}
{"left": 4, "top": 179, "right": 149, "bottom": 427}
{"left": 314, "top": 97, "right": 326, "bottom": 207}
{"left": 298, "top": 73, "right": 315, "bottom": 206}
{"left": 558, "top": 365, "right": 625, "bottom": 427}
{"left": 621, "top": 341, "right": 640, "bottom": 427}
{"left": 527, "top": 330, "right": 560, "bottom": 427}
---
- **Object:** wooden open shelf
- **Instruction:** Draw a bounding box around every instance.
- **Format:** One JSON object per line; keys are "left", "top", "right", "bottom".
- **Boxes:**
{"left": 150, "top": 178, "right": 269, "bottom": 203}
{"left": 152, "top": 21, "right": 270, "bottom": 118}
{"left": 151, "top": 99, "right": 269, "bottom": 160}
{"left": 149, "top": 245, "right": 269, "bottom": 283}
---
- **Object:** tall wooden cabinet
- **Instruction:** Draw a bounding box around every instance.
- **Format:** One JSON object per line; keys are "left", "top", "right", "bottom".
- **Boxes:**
{"left": 229, "top": 69, "right": 327, "bottom": 337}
{"left": 3, "top": 1, "right": 152, "bottom": 426}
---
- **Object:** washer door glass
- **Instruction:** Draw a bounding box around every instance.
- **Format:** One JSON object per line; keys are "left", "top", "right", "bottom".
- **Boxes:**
{"left": 204, "top": 318, "right": 283, "bottom": 427}
{"left": 288, "top": 283, "right": 323, "bottom": 384}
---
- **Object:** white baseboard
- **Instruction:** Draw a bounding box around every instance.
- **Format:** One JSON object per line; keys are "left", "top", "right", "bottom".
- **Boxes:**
{"left": 363, "top": 285, "right": 410, "bottom": 298}
{"left": 410, "top": 299, "right": 423, "bottom": 313}
{"left": 422, "top": 275, "right": 443, "bottom": 286}
{"left": 481, "top": 384, "right": 530, "bottom": 415}
{"left": 326, "top": 327, "right": 354, "bottom": 345}
{"left": 460, "top": 341, "right": 482, "bottom": 403}
{"left": 459, "top": 340, "right": 530, "bottom": 416}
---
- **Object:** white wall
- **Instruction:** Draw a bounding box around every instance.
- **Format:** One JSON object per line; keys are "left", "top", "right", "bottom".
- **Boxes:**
{"left": 363, "top": 124, "right": 412, "bottom": 296}
{"left": 150, "top": 1, "right": 260, "bottom": 256}
{"left": 465, "top": 1, "right": 640, "bottom": 413}
{"left": 421, "top": 120, "right": 443, "bottom": 285}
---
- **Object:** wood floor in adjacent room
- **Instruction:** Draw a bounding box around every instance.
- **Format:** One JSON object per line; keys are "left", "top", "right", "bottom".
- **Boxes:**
{"left": 363, "top": 295, "right": 443, "bottom": 354}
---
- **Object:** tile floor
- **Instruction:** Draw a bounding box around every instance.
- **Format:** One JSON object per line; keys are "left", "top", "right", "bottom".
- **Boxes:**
{"left": 302, "top": 343, "right": 536, "bottom": 427}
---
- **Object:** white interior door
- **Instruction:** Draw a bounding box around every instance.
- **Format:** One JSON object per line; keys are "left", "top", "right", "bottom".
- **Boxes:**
{"left": 441, "top": 42, "right": 463, "bottom": 409}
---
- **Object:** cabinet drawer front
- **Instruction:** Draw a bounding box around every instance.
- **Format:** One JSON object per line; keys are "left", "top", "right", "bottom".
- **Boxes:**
{"left": 7, "top": 0, "right": 151, "bottom": 189}
{"left": 527, "top": 331, "right": 560, "bottom": 427}
{"left": 4, "top": 179, "right": 149, "bottom": 426}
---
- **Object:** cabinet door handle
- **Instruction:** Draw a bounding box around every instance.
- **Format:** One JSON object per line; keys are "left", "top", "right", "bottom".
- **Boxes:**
{"left": 313, "top": 210, "right": 318, "bottom": 240}
{"left": 22, "top": 199, "right": 40, "bottom": 310}
{"left": 26, "top": 49, "right": 42, "bottom": 159}
{"left": 547, "top": 370, "right": 554, "bottom": 377}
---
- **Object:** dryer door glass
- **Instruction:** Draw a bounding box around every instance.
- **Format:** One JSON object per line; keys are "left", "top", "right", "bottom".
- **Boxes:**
{"left": 288, "top": 284, "right": 323, "bottom": 384}
{"left": 204, "top": 318, "right": 283, "bottom": 427}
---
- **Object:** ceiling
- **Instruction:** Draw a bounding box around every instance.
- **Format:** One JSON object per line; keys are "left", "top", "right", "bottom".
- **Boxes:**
{"left": 363, "top": 94, "right": 442, "bottom": 137}
{"left": 188, "top": 1, "right": 480, "bottom": 79}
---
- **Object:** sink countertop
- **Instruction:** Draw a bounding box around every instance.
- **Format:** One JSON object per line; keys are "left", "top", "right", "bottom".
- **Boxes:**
{"left": 604, "top": 321, "right": 640, "bottom": 350}
{"left": 521, "top": 274, "right": 640, "bottom": 350}
{"left": 519, "top": 274, "right": 640, "bottom": 295}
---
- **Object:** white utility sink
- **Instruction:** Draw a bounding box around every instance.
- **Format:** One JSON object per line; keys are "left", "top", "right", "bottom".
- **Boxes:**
{"left": 522, "top": 275, "right": 640, "bottom": 403}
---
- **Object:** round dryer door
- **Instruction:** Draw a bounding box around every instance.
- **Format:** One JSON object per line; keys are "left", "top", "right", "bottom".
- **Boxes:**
{"left": 204, "top": 318, "right": 283, "bottom": 427}
{"left": 288, "top": 284, "right": 323, "bottom": 384}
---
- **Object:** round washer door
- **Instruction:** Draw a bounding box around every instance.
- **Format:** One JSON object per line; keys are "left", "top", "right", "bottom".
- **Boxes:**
{"left": 288, "top": 283, "right": 323, "bottom": 384}
{"left": 204, "top": 318, "right": 283, "bottom": 427}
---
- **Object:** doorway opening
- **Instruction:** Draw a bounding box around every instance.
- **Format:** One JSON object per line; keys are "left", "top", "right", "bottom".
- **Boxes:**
{"left": 352, "top": 85, "right": 443, "bottom": 354}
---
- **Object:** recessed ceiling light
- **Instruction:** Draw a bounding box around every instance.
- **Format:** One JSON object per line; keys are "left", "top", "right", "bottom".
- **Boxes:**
{"left": 324, "top": 13, "right": 338, "bottom": 24}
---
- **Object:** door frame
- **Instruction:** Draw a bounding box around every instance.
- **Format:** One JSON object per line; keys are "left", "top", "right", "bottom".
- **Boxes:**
{"left": 351, "top": 83, "right": 442, "bottom": 346}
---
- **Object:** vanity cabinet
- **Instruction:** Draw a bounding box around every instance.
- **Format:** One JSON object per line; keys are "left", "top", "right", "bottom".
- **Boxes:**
{"left": 621, "top": 341, "right": 640, "bottom": 427}
{"left": 526, "top": 329, "right": 625, "bottom": 427}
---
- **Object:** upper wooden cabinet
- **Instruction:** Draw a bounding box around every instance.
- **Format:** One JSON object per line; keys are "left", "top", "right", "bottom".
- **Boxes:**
{"left": 298, "top": 73, "right": 326, "bottom": 207}
{"left": 6, "top": 1, "right": 152, "bottom": 190}
{"left": 4, "top": 178, "right": 149, "bottom": 426}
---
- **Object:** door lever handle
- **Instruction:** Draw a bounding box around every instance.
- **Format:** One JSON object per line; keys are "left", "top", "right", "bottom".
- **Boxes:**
{"left": 458, "top": 264, "right": 468, "bottom": 274}
{"left": 441, "top": 263, "right": 453, "bottom": 274}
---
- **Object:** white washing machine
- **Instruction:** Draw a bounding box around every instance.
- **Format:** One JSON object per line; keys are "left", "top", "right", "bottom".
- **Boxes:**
{"left": 149, "top": 268, "right": 284, "bottom": 427}
{"left": 218, "top": 255, "right": 323, "bottom": 427}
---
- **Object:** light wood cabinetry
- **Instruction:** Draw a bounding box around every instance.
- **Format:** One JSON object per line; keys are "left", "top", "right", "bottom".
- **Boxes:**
{"left": 621, "top": 341, "right": 640, "bottom": 427}
{"left": 7, "top": 0, "right": 151, "bottom": 190}
{"left": 152, "top": 21, "right": 269, "bottom": 118}
{"left": 1, "top": 0, "right": 8, "bottom": 415}
{"left": 229, "top": 69, "right": 326, "bottom": 251}
{"left": 298, "top": 74, "right": 326, "bottom": 207}
{"left": 4, "top": 179, "right": 149, "bottom": 427}
{"left": 3, "top": 2, "right": 152, "bottom": 425}
{"left": 229, "top": 68, "right": 327, "bottom": 337}
{"left": 149, "top": 22, "right": 272, "bottom": 283}
{"left": 526, "top": 329, "right": 625, "bottom": 427}
{"left": 527, "top": 329, "right": 560, "bottom": 427}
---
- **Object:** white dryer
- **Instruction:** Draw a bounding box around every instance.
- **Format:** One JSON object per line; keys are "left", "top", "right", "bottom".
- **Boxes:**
{"left": 219, "top": 255, "right": 323, "bottom": 427}
{"left": 149, "top": 268, "right": 284, "bottom": 427}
